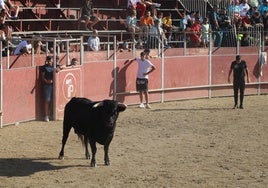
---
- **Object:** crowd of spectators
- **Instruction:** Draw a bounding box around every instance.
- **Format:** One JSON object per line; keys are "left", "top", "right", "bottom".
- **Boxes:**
{"left": 2, "top": 0, "right": 268, "bottom": 55}
{"left": 181, "top": 0, "right": 268, "bottom": 47}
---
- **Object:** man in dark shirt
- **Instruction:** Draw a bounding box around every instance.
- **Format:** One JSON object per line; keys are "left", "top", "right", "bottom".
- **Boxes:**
{"left": 78, "top": 0, "right": 100, "bottom": 30}
{"left": 40, "top": 56, "right": 55, "bottom": 122}
{"left": 228, "top": 55, "right": 250, "bottom": 109}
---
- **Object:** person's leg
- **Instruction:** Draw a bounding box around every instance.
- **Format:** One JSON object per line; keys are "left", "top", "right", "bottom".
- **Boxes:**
{"left": 233, "top": 83, "right": 239, "bottom": 108}
{"left": 89, "top": 16, "right": 100, "bottom": 29}
{"left": 239, "top": 82, "right": 245, "bottom": 108}
{"left": 139, "top": 91, "right": 143, "bottom": 104}
{"left": 144, "top": 91, "right": 149, "bottom": 104}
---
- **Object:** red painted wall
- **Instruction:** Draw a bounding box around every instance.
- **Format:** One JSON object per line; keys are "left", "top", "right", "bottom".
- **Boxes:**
{"left": 1, "top": 48, "right": 268, "bottom": 125}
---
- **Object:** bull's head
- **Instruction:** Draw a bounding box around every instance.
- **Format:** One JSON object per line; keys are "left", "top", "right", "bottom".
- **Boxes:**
{"left": 93, "top": 100, "right": 127, "bottom": 112}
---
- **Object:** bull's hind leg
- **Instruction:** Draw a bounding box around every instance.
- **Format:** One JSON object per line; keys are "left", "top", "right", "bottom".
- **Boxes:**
{"left": 89, "top": 140, "right": 97, "bottom": 167}
{"left": 58, "top": 123, "right": 72, "bottom": 160}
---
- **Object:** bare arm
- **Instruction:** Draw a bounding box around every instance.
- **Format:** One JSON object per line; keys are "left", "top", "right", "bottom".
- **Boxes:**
{"left": 245, "top": 68, "right": 250, "bottom": 83}
{"left": 144, "top": 65, "right": 156, "bottom": 76}
{"left": 228, "top": 68, "right": 232, "bottom": 83}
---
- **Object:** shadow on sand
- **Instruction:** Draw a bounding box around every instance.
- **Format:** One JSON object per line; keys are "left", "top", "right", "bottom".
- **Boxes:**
{"left": 0, "top": 158, "right": 86, "bottom": 177}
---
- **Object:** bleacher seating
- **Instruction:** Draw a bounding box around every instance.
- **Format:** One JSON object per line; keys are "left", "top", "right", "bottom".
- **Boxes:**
{"left": 5, "top": 0, "right": 266, "bottom": 48}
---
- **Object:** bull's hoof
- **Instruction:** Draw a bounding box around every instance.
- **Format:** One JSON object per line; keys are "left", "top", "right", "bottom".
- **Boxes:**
{"left": 58, "top": 155, "right": 64, "bottom": 160}
{"left": 105, "top": 161, "right": 111, "bottom": 166}
{"left": 90, "top": 163, "right": 97, "bottom": 167}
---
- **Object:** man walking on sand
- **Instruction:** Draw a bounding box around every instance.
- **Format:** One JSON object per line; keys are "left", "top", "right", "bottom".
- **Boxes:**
{"left": 228, "top": 55, "right": 250, "bottom": 109}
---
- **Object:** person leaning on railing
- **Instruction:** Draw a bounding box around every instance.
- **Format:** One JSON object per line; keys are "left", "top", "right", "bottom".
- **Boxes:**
{"left": 126, "top": 9, "right": 141, "bottom": 43}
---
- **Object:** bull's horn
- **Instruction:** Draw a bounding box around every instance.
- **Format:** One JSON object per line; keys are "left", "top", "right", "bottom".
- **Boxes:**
{"left": 118, "top": 103, "right": 127, "bottom": 108}
{"left": 93, "top": 102, "right": 103, "bottom": 108}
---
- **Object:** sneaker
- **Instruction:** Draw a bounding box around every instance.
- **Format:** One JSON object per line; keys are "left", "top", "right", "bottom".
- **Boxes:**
{"left": 153, "top": 3, "right": 161, "bottom": 8}
{"left": 139, "top": 103, "right": 145, "bottom": 108}
{"left": 146, "top": 104, "right": 151, "bottom": 109}
{"left": 44, "top": 116, "right": 49, "bottom": 122}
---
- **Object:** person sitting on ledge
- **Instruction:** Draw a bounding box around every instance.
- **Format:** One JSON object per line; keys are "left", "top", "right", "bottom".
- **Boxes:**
{"left": 78, "top": 0, "right": 100, "bottom": 30}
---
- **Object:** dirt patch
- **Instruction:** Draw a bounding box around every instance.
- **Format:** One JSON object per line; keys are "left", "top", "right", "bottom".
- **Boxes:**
{"left": 0, "top": 95, "right": 267, "bottom": 188}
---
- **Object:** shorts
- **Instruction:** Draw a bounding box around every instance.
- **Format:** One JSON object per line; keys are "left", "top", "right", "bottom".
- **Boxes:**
{"left": 81, "top": 15, "right": 96, "bottom": 21}
{"left": 136, "top": 78, "right": 148, "bottom": 92}
{"left": 44, "top": 84, "right": 53, "bottom": 102}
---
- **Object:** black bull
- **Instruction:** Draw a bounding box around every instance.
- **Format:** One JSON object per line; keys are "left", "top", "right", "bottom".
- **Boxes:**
{"left": 58, "top": 97, "right": 127, "bottom": 167}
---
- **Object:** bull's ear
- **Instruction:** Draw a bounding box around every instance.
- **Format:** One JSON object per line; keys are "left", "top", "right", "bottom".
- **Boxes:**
{"left": 93, "top": 102, "right": 103, "bottom": 108}
{"left": 118, "top": 103, "right": 127, "bottom": 112}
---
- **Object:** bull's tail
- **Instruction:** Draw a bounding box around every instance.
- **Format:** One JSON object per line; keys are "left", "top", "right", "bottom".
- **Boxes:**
{"left": 77, "top": 134, "right": 86, "bottom": 148}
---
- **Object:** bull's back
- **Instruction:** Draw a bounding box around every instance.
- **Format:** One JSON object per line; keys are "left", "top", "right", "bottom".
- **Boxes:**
{"left": 63, "top": 97, "right": 94, "bottom": 126}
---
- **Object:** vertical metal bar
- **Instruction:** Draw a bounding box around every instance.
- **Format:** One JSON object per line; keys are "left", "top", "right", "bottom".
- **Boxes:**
{"left": 208, "top": 32, "right": 212, "bottom": 98}
{"left": 107, "top": 33, "right": 110, "bottom": 60}
{"left": 0, "top": 41, "right": 3, "bottom": 128}
{"left": 161, "top": 34, "right": 165, "bottom": 103}
{"left": 53, "top": 38, "right": 57, "bottom": 120}
{"left": 80, "top": 36, "right": 84, "bottom": 65}
{"left": 66, "top": 40, "right": 70, "bottom": 65}
{"left": 113, "top": 35, "right": 117, "bottom": 100}
{"left": 258, "top": 32, "right": 262, "bottom": 95}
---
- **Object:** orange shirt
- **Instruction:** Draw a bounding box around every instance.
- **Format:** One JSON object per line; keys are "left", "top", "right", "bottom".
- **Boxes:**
{"left": 140, "top": 16, "right": 154, "bottom": 26}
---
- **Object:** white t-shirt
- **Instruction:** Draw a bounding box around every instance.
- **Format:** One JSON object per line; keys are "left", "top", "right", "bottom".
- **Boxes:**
{"left": 136, "top": 58, "right": 154, "bottom": 79}
{"left": 14, "top": 40, "right": 32, "bottom": 55}
{"left": 239, "top": 3, "right": 250, "bottom": 17}
{"left": 87, "top": 36, "right": 100, "bottom": 51}
{"left": 127, "top": 0, "right": 141, "bottom": 8}
{"left": 0, "top": 0, "right": 5, "bottom": 9}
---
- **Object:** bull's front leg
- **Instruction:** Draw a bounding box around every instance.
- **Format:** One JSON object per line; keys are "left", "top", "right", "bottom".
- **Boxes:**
{"left": 104, "top": 143, "right": 111, "bottom": 166}
{"left": 89, "top": 140, "right": 97, "bottom": 167}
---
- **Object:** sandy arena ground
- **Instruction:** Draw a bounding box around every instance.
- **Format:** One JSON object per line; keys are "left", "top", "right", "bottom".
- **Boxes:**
{"left": 0, "top": 95, "right": 267, "bottom": 188}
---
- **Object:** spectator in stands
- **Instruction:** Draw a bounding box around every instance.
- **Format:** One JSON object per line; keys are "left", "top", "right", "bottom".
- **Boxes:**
{"left": 241, "top": 32, "right": 251, "bottom": 46}
{"left": 144, "top": 0, "right": 161, "bottom": 17}
{"left": 248, "top": 0, "right": 259, "bottom": 8}
{"left": 195, "top": 11, "right": 203, "bottom": 23}
{"left": 201, "top": 17, "right": 210, "bottom": 48}
{"left": 78, "top": 0, "right": 100, "bottom": 30}
{"left": 0, "top": 0, "right": 19, "bottom": 20}
{"left": 218, "top": 8, "right": 232, "bottom": 47}
{"left": 263, "top": 10, "right": 268, "bottom": 38}
{"left": 87, "top": 29, "right": 100, "bottom": 51}
{"left": 259, "top": 0, "right": 268, "bottom": 16}
{"left": 126, "top": 9, "right": 140, "bottom": 42}
{"left": 13, "top": 39, "right": 32, "bottom": 55}
{"left": 139, "top": 10, "right": 154, "bottom": 47}
{"left": 33, "top": 40, "right": 47, "bottom": 54}
{"left": 251, "top": 11, "right": 264, "bottom": 25}
{"left": 209, "top": 5, "right": 223, "bottom": 47}
{"left": 239, "top": 0, "right": 251, "bottom": 18}
{"left": 179, "top": 11, "right": 188, "bottom": 31}
{"left": 228, "top": 0, "right": 241, "bottom": 25}
{"left": 162, "top": 12, "right": 174, "bottom": 44}
{"left": 149, "top": 19, "right": 168, "bottom": 48}
{"left": 188, "top": 18, "right": 202, "bottom": 47}
{"left": 0, "top": 9, "right": 7, "bottom": 40}
{"left": 127, "top": 0, "right": 160, "bottom": 18}
{"left": 186, "top": 11, "right": 196, "bottom": 27}
{"left": 60, "top": 57, "right": 79, "bottom": 68}
{"left": 153, "top": 11, "right": 163, "bottom": 27}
